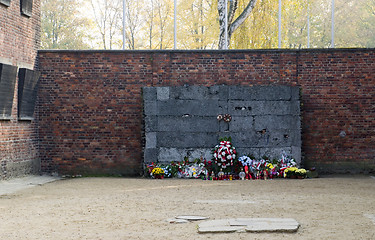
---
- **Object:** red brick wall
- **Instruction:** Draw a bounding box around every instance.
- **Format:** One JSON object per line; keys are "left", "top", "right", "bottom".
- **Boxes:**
{"left": 0, "top": 0, "right": 41, "bottom": 179}
{"left": 37, "top": 49, "right": 375, "bottom": 175}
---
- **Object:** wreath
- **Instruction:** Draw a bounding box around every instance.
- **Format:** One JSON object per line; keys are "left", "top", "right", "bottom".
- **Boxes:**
{"left": 212, "top": 137, "right": 236, "bottom": 169}
{"left": 223, "top": 114, "right": 232, "bottom": 122}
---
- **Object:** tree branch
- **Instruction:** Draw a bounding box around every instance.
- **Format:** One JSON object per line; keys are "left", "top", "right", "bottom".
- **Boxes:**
{"left": 229, "top": 0, "right": 257, "bottom": 35}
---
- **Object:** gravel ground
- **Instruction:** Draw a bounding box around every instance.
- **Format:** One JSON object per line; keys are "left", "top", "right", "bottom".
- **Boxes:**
{"left": 0, "top": 175, "right": 374, "bottom": 239}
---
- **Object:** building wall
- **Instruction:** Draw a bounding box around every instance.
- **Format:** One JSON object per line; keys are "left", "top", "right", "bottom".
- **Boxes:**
{"left": 37, "top": 49, "right": 375, "bottom": 175}
{"left": 0, "top": 0, "right": 41, "bottom": 179}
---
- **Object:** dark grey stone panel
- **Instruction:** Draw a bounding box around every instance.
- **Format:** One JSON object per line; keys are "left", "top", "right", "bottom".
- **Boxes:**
{"left": 157, "top": 132, "right": 219, "bottom": 148}
{"left": 254, "top": 115, "right": 301, "bottom": 130}
{"left": 252, "top": 130, "right": 294, "bottom": 148}
{"left": 229, "top": 85, "right": 295, "bottom": 101}
{"left": 142, "top": 87, "right": 157, "bottom": 101}
{"left": 144, "top": 116, "right": 158, "bottom": 132}
{"left": 236, "top": 148, "right": 261, "bottom": 158}
{"left": 158, "top": 100, "right": 227, "bottom": 116}
{"left": 158, "top": 116, "right": 219, "bottom": 132}
{"left": 229, "top": 116, "right": 254, "bottom": 132}
{"left": 259, "top": 147, "right": 292, "bottom": 160}
{"left": 144, "top": 101, "right": 157, "bottom": 116}
{"left": 169, "top": 85, "right": 228, "bottom": 100}
{"left": 229, "top": 101, "right": 299, "bottom": 116}
{"left": 157, "top": 87, "right": 170, "bottom": 100}
{"left": 169, "top": 85, "right": 207, "bottom": 100}
{"left": 144, "top": 148, "right": 158, "bottom": 163}
{"left": 158, "top": 147, "right": 212, "bottom": 163}
{"left": 291, "top": 87, "right": 300, "bottom": 100}
{"left": 143, "top": 85, "right": 301, "bottom": 164}
{"left": 290, "top": 101, "right": 300, "bottom": 115}
{"left": 229, "top": 132, "right": 258, "bottom": 148}
{"left": 145, "top": 132, "right": 157, "bottom": 149}
{"left": 290, "top": 130, "right": 302, "bottom": 147}
{"left": 219, "top": 121, "right": 230, "bottom": 132}
{"left": 228, "top": 101, "right": 255, "bottom": 116}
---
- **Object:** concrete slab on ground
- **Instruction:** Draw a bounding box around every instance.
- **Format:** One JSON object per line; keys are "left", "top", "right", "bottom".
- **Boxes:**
{"left": 364, "top": 214, "right": 375, "bottom": 225}
{"left": 0, "top": 175, "right": 60, "bottom": 196}
{"left": 175, "top": 215, "right": 209, "bottom": 221}
{"left": 167, "top": 218, "right": 190, "bottom": 224}
{"left": 198, "top": 218, "right": 300, "bottom": 234}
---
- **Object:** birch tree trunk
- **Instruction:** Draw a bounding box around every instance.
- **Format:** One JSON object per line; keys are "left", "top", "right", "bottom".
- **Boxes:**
{"left": 218, "top": 0, "right": 257, "bottom": 49}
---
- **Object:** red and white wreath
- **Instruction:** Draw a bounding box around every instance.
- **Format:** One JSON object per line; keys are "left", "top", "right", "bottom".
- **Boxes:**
{"left": 212, "top": 139, "right": 237, "bottom": 169}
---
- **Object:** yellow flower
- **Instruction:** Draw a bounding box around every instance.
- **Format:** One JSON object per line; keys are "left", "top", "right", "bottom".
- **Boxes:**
{"left": 286, "top": 167, "right": 298, "bottom": 172}
{"left": 152, "top": 167, "right": 164, "bottom": 175}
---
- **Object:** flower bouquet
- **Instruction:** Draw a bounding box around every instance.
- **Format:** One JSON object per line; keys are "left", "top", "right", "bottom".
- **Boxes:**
{"left": 295, "top": 168, "right": 307, "bottom": 179}
{"left": 284, "top": 167, "right": 298, "bottom": 178}
{"left": 212, "top": 137, "right": 237, "bottom": 172}
{"left": 151, "top": 167, "right": 165, "bottom": 179}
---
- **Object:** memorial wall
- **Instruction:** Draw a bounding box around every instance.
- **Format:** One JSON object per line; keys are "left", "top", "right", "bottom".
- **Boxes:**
{"left": 37, "top": 49, "right": 375, "bottom": 176}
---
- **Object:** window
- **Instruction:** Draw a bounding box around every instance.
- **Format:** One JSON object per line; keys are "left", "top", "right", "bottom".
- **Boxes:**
{"left": 20, "top": 0, "right": 32, "bottom": 17}
{"left": 18, "top": 68, "right": 40, "bottom": 120}
{"left": 0, "top": 63, "right": 17, "bottom": 120}
{"left": 0, "top": 0, "right": 11, "bottom": 7}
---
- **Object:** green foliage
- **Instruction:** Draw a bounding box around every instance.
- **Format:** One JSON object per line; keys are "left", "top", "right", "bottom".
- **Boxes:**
{"left": 219, "top": 136, "right": 232, "bottom": 142}
{"left": 41, "top": 0, "right": 93, "bottom": 49}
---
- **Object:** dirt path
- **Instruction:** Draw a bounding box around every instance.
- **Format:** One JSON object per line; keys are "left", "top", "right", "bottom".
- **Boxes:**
{"left": 0, "top": 176, "right": 374, "bottom": 239}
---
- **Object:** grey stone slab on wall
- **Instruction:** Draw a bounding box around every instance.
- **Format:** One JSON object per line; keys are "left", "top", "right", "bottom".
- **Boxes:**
{"left": 254, "top": 115, "right": 301, "bottom": 131}
{"left": 157, "top": 99, "right": 227, "bottom": 116}
{"left": 158, "top": 116, "right": 219, "bottom": 132}
{"left": 157, "top": 132, "right": 219, "bottom": 148}
{"left": 169, "top": 85, "right": 229, "bottom": 100}
{"left": 158, "top": 147, "right": 212, "bottom": 163}
{"left": 142, "top": 87, "right": 157, "bottom": 101}
{"left": 157, "top": 87, "right": 170, "bottom": 100}
{"left": 144, "top": 116, "right": 158, "bottom": 132}
{"left": 143, "top": 85, "right": 301, "bottom": 164}
{"left": 228, "top": 85, "right": 295, "bottom": 101}
{"left": 230, "top": 131, "right": 296, "bottom": 148}
{"left": 144, "top": 148, "right": 158, "bottom": 163}
{"left": 228, "top": 100, "right": 300, "bottom": 116}
{"left": 144, "top": 101, "right": 157, "bottom": 116}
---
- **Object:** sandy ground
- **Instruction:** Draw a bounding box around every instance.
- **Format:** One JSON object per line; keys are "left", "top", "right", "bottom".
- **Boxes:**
{"left": 0, "top": 176, "right": 374, "bottom": 240}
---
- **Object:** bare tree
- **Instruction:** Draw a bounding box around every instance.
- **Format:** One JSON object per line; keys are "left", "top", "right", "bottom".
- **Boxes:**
{"left": 217, "top": 0, "right": 257, "bottom": 49}
{"left": 145, "top": 0, "right": 155, "bottom": 49}
{"left": 90, "top": 0, "right": 121, "bottom": 49}
{"left": 155, "top": 0, "right": 173, "bottom": 49}
{"left": 125, "top": 0, "right": 144, "bottom": 49}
